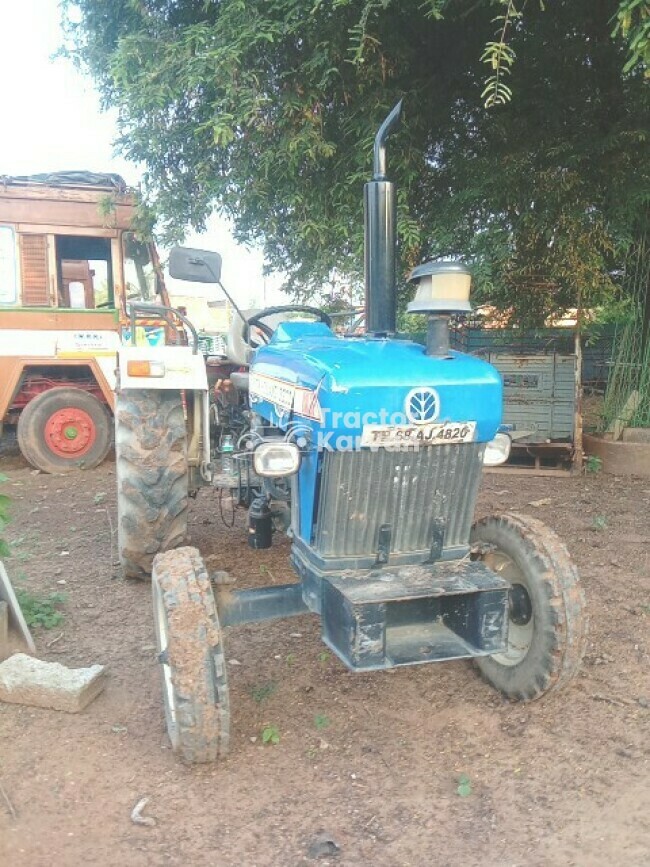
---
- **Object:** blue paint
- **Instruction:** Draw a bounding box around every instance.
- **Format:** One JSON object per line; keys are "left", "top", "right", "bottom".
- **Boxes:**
{"left": 250, "top": 322, "right": 503, "bottom": 544}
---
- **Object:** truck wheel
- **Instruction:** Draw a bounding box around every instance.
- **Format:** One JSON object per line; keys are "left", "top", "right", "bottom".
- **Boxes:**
{"left": 16, "top": 386, "right": 112, "bottom": 474}
{"left": 152, "top": 546, "right": 230, "bottom": 763}
{"left": 116, "top": 389, "right": 189, "bottom": 579}
{"left": 470, "top": 513, "right": 587, "bottom": 701}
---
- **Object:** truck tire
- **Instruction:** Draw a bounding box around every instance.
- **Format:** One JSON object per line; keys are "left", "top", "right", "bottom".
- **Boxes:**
{"left": 152, "top": 546, "right": 230, "bottom": 763}
{"left": 470, "top": 512, "right": 587, "bottom": 701}
{"left": 16, "top": 386, "right": 112, "bottom": 474}
{"left": 116, "top": 389, "right": 189, "bottom": 579}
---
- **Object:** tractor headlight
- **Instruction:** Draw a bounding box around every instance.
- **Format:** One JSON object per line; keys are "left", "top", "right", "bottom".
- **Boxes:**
{"left": 253, "top": 442, "right": 301, "bottom": 477}
{"left": 483, "top": 433, "right": 512, "bottom": 467}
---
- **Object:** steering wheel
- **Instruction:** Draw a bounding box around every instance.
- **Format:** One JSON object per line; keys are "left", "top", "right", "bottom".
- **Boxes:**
{"left": 243, "top": 305, "right": 332, "bottom": 349}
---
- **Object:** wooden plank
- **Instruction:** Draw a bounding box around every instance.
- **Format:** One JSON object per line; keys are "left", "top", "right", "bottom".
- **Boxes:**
{"left": 0, "top": 198, "right": 134, "bottom": 229}
{"left": 19, "top": 233, "right": 49, "bottom": 306}
{"left": 16, "top": 223, "right": 119, "bottom": 238}
{"left": 485, "top": 466, "right": 574, "bottom": 477}
{"left": 0, "top": 357, "right": 24, "bottom": 419}
{"left": 574, "top": 319, "right": 583, "bottom": 470}
{"left": 0, "top": 185, "right": 132, "bottom": 204}
{"left": 0, "top": 308, "right": 119, "bottom": 329}
{"left": 46, "top": 233, "right": 57, "bottom": 306}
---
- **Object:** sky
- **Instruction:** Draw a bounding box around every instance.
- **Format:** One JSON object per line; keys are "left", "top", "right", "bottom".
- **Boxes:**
{"left": 0, "top": 0, "right": 284, "bottom": 307}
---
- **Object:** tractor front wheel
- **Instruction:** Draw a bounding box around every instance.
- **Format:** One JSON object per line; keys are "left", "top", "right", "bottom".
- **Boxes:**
{"left": 152, "top": 546, "right": 230, "bottom": 763}
{"left": 17, "top": 387, "right": 112, "bottom": 474}
{"left": 115, "top": 389, "right": 189, "bottom": 579}
{"left": 470, "top": 512, "right": 587, "bottom": 701}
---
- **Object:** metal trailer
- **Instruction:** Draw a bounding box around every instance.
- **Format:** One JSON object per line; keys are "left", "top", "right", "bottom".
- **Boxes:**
{"left": 114, "top": 104, "right": 587, "bottom": 763}
{"left": 488, "top": 352, "right": 577, "bottom": 471}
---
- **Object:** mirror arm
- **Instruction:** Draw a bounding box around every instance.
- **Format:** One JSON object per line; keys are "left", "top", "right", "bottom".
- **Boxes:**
{"left": 216, "top": 279, "right": 248, "bottom": 326}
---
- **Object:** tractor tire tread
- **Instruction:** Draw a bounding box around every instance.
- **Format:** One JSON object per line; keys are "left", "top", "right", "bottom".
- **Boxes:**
{"left": 116, "top": 389, "right": 188, "bottom": 579}
{"left": 152, "top": 546, "right": 229, "bottom": 764}
{"left": 471, "top": 512, "right": 587, "bottom": 701}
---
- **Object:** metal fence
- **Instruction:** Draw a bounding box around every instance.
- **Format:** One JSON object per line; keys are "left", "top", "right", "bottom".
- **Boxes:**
{"left": 402, "top": 326, "right": 616, "bottom": 391}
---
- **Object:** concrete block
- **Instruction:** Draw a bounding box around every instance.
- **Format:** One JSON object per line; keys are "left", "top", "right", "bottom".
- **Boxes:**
{"left": 623, "top": 427, "right": 650, "bottom": 444}
{"left": 0, "top": 653, "right": 106, "bottom": 713}
{"left": 584, "top": 433, "right": 650, "bottom": 477}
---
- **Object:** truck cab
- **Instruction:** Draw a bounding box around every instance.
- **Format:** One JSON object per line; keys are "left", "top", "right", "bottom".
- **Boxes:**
{"left": 0, "top": 171, "right": 167, "bottom": 472}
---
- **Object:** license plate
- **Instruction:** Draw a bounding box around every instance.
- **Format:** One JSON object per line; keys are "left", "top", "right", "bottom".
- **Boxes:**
{"left": 361, "top": 421, "right": 477, "bottom": 448}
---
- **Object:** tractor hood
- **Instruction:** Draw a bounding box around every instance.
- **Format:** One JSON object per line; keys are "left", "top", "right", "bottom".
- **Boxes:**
{"left": 249, "top": 321, "right": 502, "bottom": 443}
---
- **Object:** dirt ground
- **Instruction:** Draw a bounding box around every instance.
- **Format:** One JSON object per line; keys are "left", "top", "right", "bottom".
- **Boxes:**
{"left": 0, "top": 449, "right": 648, "bottom": 867}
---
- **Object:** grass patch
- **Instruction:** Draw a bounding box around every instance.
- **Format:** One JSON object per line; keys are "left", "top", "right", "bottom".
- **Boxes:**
{"left": 591, "top": 514, "right": 608, "bottom": 531}
{"left": 15, "top": 589, "right": 66, "bottom": 629}
{"left": 585, "top": 455, "right": 602, "bottom": 474}
{"left": 251, "top": 682, "right": 276, "bottom": 703}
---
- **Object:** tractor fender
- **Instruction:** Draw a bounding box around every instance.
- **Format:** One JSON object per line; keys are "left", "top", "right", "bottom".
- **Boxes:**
{"left": 117, "top": 345, "right": 208, "bottom": 392}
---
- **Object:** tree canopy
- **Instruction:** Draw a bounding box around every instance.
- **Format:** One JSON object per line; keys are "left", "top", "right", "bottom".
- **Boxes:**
{"left": 62, "top": 0, "right": 650, "bottom": 324}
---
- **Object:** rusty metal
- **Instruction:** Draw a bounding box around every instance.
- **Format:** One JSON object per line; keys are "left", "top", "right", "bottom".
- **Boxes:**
{"left": 321, "top": 559, "right": 509, "bottom": 671}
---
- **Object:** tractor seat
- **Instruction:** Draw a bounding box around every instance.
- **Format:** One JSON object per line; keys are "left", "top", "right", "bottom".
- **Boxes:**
{"left": 226, "top": 309, "right": 293, "bottom": 367}
{"left": 230, "top": 370, "right": 249, "bottom": 390}
{"left": 225, "top": 309, "right": 258, "bottom": 366}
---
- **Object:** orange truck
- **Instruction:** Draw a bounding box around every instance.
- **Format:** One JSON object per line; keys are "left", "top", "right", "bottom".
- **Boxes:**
{"left": 0, "top": 171, "right": 170, "bottom": 472}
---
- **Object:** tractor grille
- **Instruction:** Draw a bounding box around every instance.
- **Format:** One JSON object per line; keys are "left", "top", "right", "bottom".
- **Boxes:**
{"left": 313, "top": 444, "right": 484, "bottom": 558}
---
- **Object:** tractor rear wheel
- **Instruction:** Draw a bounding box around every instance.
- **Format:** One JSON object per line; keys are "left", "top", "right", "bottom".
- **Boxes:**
{"left": 17, "top": 387, "right": 112, "bottom": 474}
{"left": 470, "top": 512, "right": 587, "bottom": 701}
{"left": 152, "top": 546, "right": 230, "bottom": 763}
{"left": 115, "top": 388, "right": 189, "bottom": 579}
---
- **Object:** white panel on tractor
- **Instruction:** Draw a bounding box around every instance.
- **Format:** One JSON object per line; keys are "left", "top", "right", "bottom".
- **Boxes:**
{"left": 118, "top": 345, "right": 209, "bottom": 391}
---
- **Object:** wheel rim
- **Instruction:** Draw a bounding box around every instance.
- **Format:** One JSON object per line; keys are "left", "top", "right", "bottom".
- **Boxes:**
{"left": 483, "top": 550, "right": 534, "bottom": 666}
{"left": 44, "top": 407, "right": 96, "bottom": 458}
{"left": 152, "top": 580, "right": 178, "bottom": 743}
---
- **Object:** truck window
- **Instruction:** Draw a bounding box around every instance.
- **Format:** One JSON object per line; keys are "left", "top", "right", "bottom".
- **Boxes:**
{"left": 123, "top": 232, "right": 157, "bottom": 302}
{"left": 55, "top": 235, "right": 114, "bottom": 309}
{"left": 0, "top": 225, "right": 19, "bottom": 304}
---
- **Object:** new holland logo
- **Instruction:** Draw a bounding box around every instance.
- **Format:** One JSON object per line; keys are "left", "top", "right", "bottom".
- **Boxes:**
{"left": 404, "top": 387, "right": 440, "bottom": 424}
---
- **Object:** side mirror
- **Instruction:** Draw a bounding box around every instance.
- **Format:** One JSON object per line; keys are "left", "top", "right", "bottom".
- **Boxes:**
{"left": 169, "top": 246, "right": 222, "bottom": 284}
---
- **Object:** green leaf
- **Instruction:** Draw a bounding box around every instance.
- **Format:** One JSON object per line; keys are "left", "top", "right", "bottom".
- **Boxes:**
{"left": 0, "top": 539, "right": 11, "bottom": 558}
{"left": 60, "top": 0, "right": 647, "bottom": 327}
{"left": 262, "top": 724, "right": 280, "bottom": 745}
{"left": 457, "top": 774, "right": 472, "bottom": 797}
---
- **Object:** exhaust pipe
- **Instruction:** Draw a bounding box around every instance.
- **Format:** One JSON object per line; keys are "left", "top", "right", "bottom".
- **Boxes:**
{"left": 364, "top": 99, "right": 403, "bottom": 335}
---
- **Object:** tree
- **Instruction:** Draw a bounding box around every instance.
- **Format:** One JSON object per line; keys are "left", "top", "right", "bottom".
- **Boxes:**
{"left": 62, "top": 0, "right": 649, "bottom": 324}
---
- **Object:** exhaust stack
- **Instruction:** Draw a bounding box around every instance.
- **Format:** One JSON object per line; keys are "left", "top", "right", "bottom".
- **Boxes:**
{"left": 364, "top": 99, "right": 403, "bottom": 335}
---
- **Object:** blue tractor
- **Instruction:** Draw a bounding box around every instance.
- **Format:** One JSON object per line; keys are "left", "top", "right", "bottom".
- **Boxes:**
{"left": 115, "top": 103, "right": 587, "bottom": 763}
